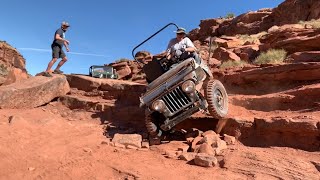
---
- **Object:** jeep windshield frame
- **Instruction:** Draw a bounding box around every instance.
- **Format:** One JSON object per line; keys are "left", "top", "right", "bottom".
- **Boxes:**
{"left": 131, "top": 23, "right": 179, "bottom": 64}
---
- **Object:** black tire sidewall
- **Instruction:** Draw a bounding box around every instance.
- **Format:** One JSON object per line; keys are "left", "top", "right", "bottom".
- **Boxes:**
{"left": 205, "top": 80, "right": 228, "bottom": 118}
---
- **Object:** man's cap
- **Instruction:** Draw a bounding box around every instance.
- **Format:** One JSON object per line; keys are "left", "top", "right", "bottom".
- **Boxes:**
{"left": 174, "top": 27, "right": 186, "bottom": 34}
{"left": 61, "top": 21, "right": 70, "bottom": 27}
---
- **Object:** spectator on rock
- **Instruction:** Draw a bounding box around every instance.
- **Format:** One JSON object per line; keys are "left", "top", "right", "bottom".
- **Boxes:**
{"left": 44, "top": 21, "right": 70, "bottom": 77}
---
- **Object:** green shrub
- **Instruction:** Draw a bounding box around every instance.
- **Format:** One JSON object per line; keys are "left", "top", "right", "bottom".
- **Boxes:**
{"left": 299, "top": 19, "right": 320, "bottom": 29}
{"left": 254, "top": 49, "right": 287, "bottom": 65}
{"left": 225, "top": 13, "right": 235, "bottom": 19}
{"left": 220, "top": 60, "right": 247, "bottom": 69}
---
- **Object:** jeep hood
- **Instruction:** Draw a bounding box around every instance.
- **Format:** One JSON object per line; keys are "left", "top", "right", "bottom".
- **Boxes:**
{"left": 140, "top": 58, "right": 195, "bottom": 106}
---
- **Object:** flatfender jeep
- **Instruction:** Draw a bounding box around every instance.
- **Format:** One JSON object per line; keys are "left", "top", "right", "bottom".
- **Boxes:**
{"left": 132, "top": 23, "right": 228, "bottom": 143}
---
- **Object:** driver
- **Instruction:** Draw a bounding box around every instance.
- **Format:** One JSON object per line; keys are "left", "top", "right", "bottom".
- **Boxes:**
{"left": 166, "top": 27, "right": 198, "bottom": 62}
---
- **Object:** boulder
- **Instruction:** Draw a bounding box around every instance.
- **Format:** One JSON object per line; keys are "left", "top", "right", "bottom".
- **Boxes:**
{"left": 202, "top": 130, "right": 217, "bottom": 137}
{"left": 213, "top": 37, "right": 244, "bottom": 48}
{"left": 112, "top": 134, "right": 142, "bottom": 148}
{"left": 233, "top": 45, "right": 260, "bottom": 62}
{"left": 286, "top": 51, "right": 320, "bottom": 63}
{"left": 189, "top": 18, "right": 225, "bottom": 41}
{"left": 224, "top": 134, "right": 236, "bottom": 145}
{"left": 199, "top": 134, "right": 220, "bottom": 146}
{"left": 65, "top": 75, "right": 145, "bottom": 104}
{"left": 222, "top": 63, "right": 320, "bottom": 87}
{"left": 260, "top": 26, "right": 320, "bottom": 54}
{"left": 218, "top": 11, "right": 271, "bottom": 36}
{"left": 194, "top": 153, "right": 218, "bottom": 167}
{"left": 178, "top": 152, "right": 197, "bottom": 161}
{"left": 191, "top": 136, "right": 203, "bottom": 151}
{"left": 212, "top": 140, "right": 228, "bottom": 154}
{"left": 3, "top": 68, "right": 29, "bottom": 85}
{"left": 207, "top": 58, "right": 221, "bottom": 68}
{"left": 195, "top": 143, "right": 215, "bottom": 155}
{"left": 59, "top": 95, "right": 104, "bottom": 110}
{"left": 0, "top": 75, "right": 70, "bottom": 109}
{"left": 0, "top": 42, "right": 26, "bottom": 70}
{"left": 212, "top": 47, "right": 241, "bottom": 62}
{"left": 261, "top": 0, "right": 320, "bottom": 30}
{"left": 111, "top": 61, "right": 132, "bottom": 79}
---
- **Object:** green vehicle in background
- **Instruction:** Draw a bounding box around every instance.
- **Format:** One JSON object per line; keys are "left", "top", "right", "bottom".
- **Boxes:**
{"left": 89, "top": 65, "right": 118, "bottom": 79}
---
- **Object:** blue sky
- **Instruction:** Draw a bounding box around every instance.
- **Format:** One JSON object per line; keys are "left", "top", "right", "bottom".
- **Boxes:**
{"left": 0, "top": 0, "right": 284, "bottom": 75}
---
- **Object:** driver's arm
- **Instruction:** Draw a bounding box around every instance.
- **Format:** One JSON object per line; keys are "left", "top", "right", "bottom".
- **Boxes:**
{"left": 183, "top": 38, "right": 197, "bottom": 53}
{"left": 184, "top": 46, "right": 196, "bottom": 53}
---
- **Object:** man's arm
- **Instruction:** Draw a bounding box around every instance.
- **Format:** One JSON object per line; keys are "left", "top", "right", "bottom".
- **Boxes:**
{"left": 184, "top": 46, "right": 196, "bottom": 53}
{"left": 183, "top": 38, "right": 196, "bottom": 53}
{"left": 55, "top": 33, "right": 70, "bottom": 45}
{"left": 64, "top": 41, "right": 70, "bottom": 52}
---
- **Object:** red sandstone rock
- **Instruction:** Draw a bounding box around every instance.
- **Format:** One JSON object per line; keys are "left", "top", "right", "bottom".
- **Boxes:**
{"left": 3, "top": 67, "right": 29, "bottom": 85}
{"left": 0, "top": 75, "right": 70, "bottom": 109}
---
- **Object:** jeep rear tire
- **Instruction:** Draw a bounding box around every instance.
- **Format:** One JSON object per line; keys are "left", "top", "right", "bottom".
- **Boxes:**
{"left": 205, "top": 79, "right": 228, "bottom": 119}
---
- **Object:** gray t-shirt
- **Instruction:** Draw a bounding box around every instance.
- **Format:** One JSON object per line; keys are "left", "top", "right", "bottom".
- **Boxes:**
{"left": 52, "top": 28, "right": 66, "bottom": 47}
{"left": 167, "top": 37, "right": 195, "bottom": 55}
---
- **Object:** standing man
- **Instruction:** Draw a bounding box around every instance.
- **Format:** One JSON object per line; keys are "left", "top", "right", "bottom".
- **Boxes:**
{"left": 44, "top": 21, "right": 70, "bottom": 77}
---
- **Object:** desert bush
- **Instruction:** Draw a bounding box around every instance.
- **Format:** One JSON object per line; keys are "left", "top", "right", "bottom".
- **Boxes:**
{"left": 238, "top": 34, "right": 255, "bottom": 43}
{"left": 0, "top": 64, "right": 8, "bottom": 76}
{"left": 237, "top": 32, "right": 267, "bottom": 44}
{"left": 115, "top": 58, "right": 129, "bottom": 63}
{"left": 299, "top": 19, "right": 320, "bottom": 29}
{"left": 225, "top": 13, "right": 235, "bottom": 19}
{"left": 219, "top": 60, "right": 247, "bottom": 69}
{"left": 254, "top": 49, "right": 287, "bottom": 65}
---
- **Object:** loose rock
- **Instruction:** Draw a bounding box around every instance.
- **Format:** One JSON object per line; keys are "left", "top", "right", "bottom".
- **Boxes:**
{"left": 112, "top": 134, "right": 142, "bottom": 148}
{"left": 224, "top": 134, "right": 236, "bottom": 145}
{"left": 178, "top": 152, "right": 197, "bottom": 161}
{"left": 194, "top": 153, "right": 218, "bottom": 167}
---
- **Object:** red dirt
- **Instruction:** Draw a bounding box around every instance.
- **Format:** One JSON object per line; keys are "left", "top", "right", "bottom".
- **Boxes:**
{"left": 0, "top": 103, "right": 319, "bottom": 180}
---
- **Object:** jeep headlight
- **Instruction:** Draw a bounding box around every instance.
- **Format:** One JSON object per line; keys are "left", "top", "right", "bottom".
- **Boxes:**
{"left": 151, "top": 100, "right": 166, "bottom": 112}
{"left": 181, "top": 80, "right": 195, "bottom": 93}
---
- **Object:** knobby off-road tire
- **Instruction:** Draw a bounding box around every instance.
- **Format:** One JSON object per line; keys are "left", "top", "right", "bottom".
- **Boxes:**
{"left": 204, "top": 79, "right": 228, "bottom": 119}
{"left": 145, "top": 113, "right": 162, "bottom": 137}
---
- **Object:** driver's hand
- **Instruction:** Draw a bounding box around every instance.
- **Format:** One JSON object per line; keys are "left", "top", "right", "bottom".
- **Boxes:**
{"left": 175, "top": 49, "right": 183, "bottom": 58}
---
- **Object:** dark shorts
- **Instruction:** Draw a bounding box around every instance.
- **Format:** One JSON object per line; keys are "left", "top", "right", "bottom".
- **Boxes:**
{"left": 51, "top": 44, "right": 66, "bottom": 59}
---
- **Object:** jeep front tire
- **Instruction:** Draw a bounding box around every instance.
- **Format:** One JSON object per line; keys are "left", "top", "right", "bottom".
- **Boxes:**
{"left": 205, "top": 79, "right": 228, "bottom": 119}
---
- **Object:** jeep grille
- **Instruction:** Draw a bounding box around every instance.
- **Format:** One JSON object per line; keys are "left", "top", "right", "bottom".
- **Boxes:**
{"left": 162, "top": 86, "right": 192, "bottom": 114}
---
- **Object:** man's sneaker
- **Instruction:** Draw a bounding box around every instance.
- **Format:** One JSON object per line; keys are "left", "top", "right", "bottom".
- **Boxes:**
{"left": 43, "top": 72, "right": 53, "bottom": 77}
{"left": 53, "top": 69, "right": 64, "bottom": 74}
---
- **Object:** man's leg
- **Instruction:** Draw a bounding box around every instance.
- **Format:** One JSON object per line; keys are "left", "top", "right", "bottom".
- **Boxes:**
{"left": 54, "top": 49, "right": 67, "bottom": 74}
{"left": 46, "top": 45, "right": 60, "bottom": 72}
{"left": 46, "top": 58, "right": 58, "bottom": 72}
{"left": 55, "top": 56, "right": 68, "bottom": 71}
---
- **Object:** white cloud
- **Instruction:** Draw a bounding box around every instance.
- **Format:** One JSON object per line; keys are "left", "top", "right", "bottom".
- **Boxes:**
{"left": 18, "top": 48, "right": 109, "bottom": 58}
